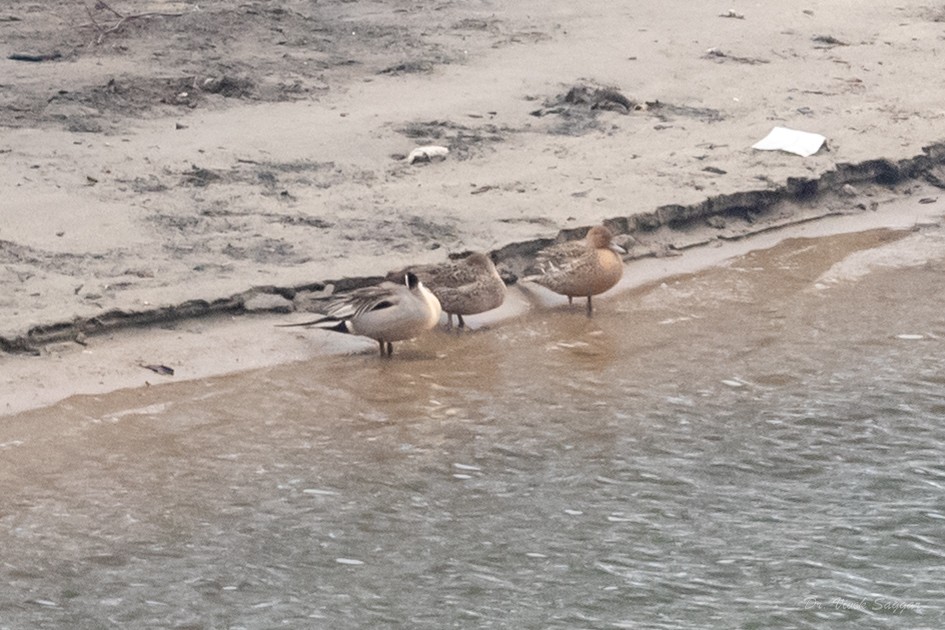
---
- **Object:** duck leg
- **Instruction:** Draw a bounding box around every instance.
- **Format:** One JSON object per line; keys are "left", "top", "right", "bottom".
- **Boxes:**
{"left": 457, "top": 314, "right": 466, "bottom": 330}
{"left": 585, "top": 295, "right": 594, "bottom": 317}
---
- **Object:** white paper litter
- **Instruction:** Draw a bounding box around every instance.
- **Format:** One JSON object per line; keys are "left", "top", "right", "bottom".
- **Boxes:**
{"left": 752, "top": 126, "right": 826, "bottom": 157}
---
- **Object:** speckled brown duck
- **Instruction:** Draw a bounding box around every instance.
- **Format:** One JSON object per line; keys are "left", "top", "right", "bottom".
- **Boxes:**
{"left": 388, "top": 252, "right": 506, "bottom": 330}
{"left": 526, "top": 225, "right": 625, "bottom": 316}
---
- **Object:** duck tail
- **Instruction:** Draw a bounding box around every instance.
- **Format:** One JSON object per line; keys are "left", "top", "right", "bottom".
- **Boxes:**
{"left": 316, "top": 318, "right": 351, "bottom": 334}
{"left": 277, "top": 316, "right": 351, "bottom": 334}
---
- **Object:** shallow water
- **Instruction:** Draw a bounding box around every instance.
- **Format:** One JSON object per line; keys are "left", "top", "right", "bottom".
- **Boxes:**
{"left": 2, "top": 227, "right": 945, "bottom": 629}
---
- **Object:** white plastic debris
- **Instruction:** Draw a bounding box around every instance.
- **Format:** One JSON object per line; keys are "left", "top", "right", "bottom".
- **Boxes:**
{"left": 406, "top": 145, "right": 449, "bottom": 164}
{"left": 752, "top": 126, "right": 826, "bottom": 157}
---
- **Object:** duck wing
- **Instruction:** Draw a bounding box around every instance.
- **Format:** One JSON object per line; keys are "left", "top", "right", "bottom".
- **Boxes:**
{"left": 388, "top": 261, "right": 477, "bottom": 290}
{"left": 323, "top": 283, "right": 405, "bottom": 320}
{"left": 534, "top": 241, "right": 589, "bottom": 275}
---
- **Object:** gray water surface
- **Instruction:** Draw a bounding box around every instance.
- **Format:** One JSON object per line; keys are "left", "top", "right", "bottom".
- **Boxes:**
{"left": 2, "top": 228, "right": 944, "bottom": 629}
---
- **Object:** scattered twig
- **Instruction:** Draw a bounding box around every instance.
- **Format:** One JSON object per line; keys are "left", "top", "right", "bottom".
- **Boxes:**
{"left": 84, "top": 1, "right": 100, "bottom": 30}
{"left": 140, "top": 363, "right": 175, "bottom": 376}
{"left": 703, "top": 48, "right": 769, "bottom": 65}
{"left": 702, "top": 166, "right": 728, "bottom": 175}
{"left": 811, "top": 34, "right": 848, "bottom": 47}
{"left": 95, "top": 0, "right": 124, "bottom": 20}
{"left": 83, "top": 1, "right": 184, "bottom": 45}
{"left": 924, "top": 171, "right": 945, "bottom": 190}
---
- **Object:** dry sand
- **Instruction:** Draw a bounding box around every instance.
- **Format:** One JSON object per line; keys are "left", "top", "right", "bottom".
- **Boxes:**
{"left": 2, "top": 0, "right": 945, "bottom": 413}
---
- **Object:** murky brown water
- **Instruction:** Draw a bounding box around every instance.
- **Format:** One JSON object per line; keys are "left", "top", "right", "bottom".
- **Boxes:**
{"left": 2, "top": 227, "right": 945, "bottom": 629}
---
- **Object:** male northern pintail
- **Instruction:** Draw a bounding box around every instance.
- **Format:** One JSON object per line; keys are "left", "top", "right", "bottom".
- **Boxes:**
{"left": 281, "top": 272, "right": 441, "bottom": 357}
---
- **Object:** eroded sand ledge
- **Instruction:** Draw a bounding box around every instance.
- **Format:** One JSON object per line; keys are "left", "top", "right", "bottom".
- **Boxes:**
{"left": 4, "top": 144, "right": 945, "bottom": 354}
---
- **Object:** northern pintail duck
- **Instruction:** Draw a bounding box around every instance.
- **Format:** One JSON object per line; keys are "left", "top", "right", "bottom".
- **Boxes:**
{"left": 388, "top": 252, "right": 506, "bottom": 330}
{"left": 280, "top": 272, "right": 441, "bottom": 357}
{"left": 526, "top": 225, "right": 625, "bottom": 316}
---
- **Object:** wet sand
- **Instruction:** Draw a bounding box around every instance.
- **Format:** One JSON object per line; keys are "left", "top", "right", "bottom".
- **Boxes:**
{"left": 2, "top": 191, "right": 942, "bottom": 417}
{"left": 3, "top": 1, "right": 945, "bottom": 411}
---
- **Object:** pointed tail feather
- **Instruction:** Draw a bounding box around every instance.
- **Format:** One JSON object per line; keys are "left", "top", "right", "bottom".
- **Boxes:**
{"left": 277, "top": 316, "right": 350, "bottom": 334}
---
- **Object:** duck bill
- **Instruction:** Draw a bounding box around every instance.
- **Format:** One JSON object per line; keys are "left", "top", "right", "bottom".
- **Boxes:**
{"left": 610, "top": 243, "right": 627, "bottom": 255}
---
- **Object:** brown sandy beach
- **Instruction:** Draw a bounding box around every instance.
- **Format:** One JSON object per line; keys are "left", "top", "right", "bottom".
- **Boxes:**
{"left": 2, "top": 0, "right": 945, "bottom": 413}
